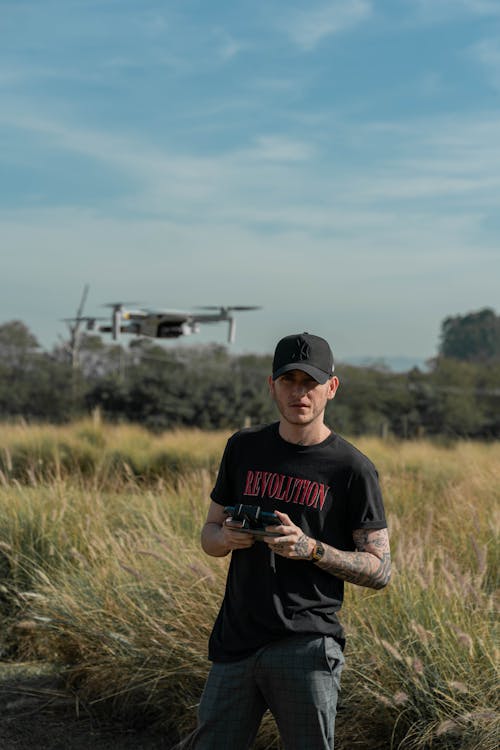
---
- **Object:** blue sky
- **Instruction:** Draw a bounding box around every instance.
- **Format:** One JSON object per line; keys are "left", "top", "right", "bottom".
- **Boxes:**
{"left": 1, "top": 0, "right": 499, "bottom": 364}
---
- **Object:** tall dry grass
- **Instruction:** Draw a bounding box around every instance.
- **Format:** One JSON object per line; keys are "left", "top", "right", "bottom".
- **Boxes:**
{"left": 0, "top": 424, "right": 498, "bottom": 749}
{"left": 339, "top": 437, "right": 499, "bottom": 750}
{"left": 0, "top": 417, "right": 229, "bottom": 485}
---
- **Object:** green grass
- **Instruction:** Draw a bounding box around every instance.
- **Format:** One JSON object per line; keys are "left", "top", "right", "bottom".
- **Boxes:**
{"left": 0, "top": 424, "right": 498, "bottom": 749}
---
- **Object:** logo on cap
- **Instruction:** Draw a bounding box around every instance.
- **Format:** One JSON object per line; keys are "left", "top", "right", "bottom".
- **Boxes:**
{"left": 292, "top": 339, "right": 311, "bottom": 361}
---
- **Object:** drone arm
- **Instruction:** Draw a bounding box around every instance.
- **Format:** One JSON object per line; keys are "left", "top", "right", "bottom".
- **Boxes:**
{"left": 112, "top": 308, "right": 121, "bottom": 340}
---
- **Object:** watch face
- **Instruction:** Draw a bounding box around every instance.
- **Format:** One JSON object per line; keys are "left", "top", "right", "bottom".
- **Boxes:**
{"left": 313, "top": 542, "right": 324, "bottom": 560}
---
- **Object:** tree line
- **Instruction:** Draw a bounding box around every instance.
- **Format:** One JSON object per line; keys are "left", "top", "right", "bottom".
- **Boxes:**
{"left": 0, "top": 308, "right": 499, "bottom": 438}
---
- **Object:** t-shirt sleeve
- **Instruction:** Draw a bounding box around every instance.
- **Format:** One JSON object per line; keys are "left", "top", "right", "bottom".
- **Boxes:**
{"left": 347, "top": 463, "right": 387, "bottom": 530}
{"left": 210, "top": 436, "right": 234, "bottom": 506}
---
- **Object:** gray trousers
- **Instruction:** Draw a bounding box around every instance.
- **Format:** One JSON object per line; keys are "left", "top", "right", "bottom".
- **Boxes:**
{"left": 179, "top": 634, "right": 344, "bottom": 750}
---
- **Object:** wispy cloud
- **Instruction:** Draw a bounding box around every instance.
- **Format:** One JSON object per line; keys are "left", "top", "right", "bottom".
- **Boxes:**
{"left": 2, "top": 105, "right": 498, "bottom": 358}
{"left": 2, "top": 105, "right": 500, "bottom": 225}
{"left": 247, "top": 135, "right": 315, "bottom": 162}
{"left": 279, "top": 0, "right": 372, "bottom": 51}
{"left": 470, "top": 37, "right": 500, "bottom": 90}
{"left": 0, "top": 62, "right": 104, "bottom": 87}
{"left": 352, "top": 115, "right": 500, "bottom": 210}
{"left": 415, "top": 71, "right": 446, "bottom": 98}
{"left": 411, "top": 0, "right": 500, "bottom": 21}
{"left": 215, "top": 32, "right": 245, "bottom": 61}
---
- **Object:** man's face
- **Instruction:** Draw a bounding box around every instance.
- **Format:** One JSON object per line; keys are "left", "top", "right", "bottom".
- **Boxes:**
{"left": 268, "top": 369, "right": 339, "bottom": 427}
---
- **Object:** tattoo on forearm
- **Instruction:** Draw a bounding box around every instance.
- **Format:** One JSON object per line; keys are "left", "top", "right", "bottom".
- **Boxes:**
{"left": 354, "top": 528, "right": 387, "bottom": 551}
{"left": 319, "top": 550, "right": 391, "bottom": 588}
{"left": 316, "top": 529, "right": 391, "bottom": 590}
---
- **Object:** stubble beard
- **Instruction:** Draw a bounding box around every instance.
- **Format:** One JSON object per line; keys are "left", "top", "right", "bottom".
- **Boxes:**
{"left": 279, "top": 399, "right": 327, "bottom": 429}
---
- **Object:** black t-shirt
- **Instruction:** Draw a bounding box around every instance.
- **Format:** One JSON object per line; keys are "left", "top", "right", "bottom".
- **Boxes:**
{"left": 208, "top": 422, "right": 387, "bottom": 662}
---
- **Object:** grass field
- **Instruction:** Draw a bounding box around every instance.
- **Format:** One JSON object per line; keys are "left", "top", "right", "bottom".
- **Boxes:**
{"left": 0, "top": 420, "right": 498, "bottom": 749}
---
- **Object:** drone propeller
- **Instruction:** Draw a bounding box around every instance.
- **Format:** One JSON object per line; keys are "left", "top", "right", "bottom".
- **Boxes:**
{"left": 228, "top": 306, "right": 261, "bottom": 311}
{"left": 60, "top": 316, "right": 107, "bottom": 322}
{"left": 194, "top": 306, "right": 261, "bottom": 343}
{"left": 102, "top": 301, "right": 142, "bottom": 309}
{"left": 196, "top": 306, "right": 261, "bottom": 312}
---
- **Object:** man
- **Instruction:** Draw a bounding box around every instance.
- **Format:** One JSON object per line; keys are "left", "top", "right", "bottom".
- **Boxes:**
{"left": 187, "top": 332, "right": 390, "bottom": 749}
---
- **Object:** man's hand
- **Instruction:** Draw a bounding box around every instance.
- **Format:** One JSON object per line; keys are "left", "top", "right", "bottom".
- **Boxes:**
{"left": 221, "top": 517, "right": 256, "bottom": 550}
{"left": 263, "top": 510, "right": 314, "bottom": 559}
{"left": 262, "top": 513, "right": 391, "bottom": 589}
{"left": 201, "top": 501, "right": 256, "bottom": 557}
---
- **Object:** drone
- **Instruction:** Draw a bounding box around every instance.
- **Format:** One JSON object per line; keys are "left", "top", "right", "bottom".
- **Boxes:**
{"left": 63, "top": 288, "right": 260, "bottom": 345}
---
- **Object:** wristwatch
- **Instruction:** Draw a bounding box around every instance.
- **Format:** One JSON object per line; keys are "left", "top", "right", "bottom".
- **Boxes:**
{"left": 311, "top": 540, "right": 325, "bottom": 562}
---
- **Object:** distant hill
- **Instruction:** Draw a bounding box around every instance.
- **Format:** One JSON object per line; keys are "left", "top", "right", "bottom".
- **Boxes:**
{"left": 342, "top": 355, "right": 431, "bottom": 373}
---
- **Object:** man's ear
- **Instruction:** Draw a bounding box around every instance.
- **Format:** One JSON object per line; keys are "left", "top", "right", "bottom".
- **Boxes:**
{"left": 268, "top": 375, "right": 275, "bottom": 397}
{"left": 327, "top": 376, "right": 340, "bottom": 400}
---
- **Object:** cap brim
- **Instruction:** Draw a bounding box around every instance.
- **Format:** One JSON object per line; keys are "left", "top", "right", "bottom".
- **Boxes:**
{"left": 272, "top": 363, "right": 331, "bottom": 384}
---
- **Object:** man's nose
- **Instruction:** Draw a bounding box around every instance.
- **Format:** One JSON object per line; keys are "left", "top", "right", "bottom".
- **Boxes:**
{"left": 291, "top": 381, "right": 308, "bottom": 396}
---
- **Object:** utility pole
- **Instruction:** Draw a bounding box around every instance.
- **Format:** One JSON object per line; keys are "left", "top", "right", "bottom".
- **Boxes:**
{"left": 59, "top": 284, "right": 90, "bottom": 411}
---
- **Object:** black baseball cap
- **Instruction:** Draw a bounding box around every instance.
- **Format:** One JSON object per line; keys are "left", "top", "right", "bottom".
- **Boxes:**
{"left": 272, "top": 333, "right": 335, "bottom": 384}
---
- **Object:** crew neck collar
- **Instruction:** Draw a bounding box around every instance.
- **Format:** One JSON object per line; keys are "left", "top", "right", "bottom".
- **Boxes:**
{"left": 272, "top": 422, "right": 336, "bottom": 449}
